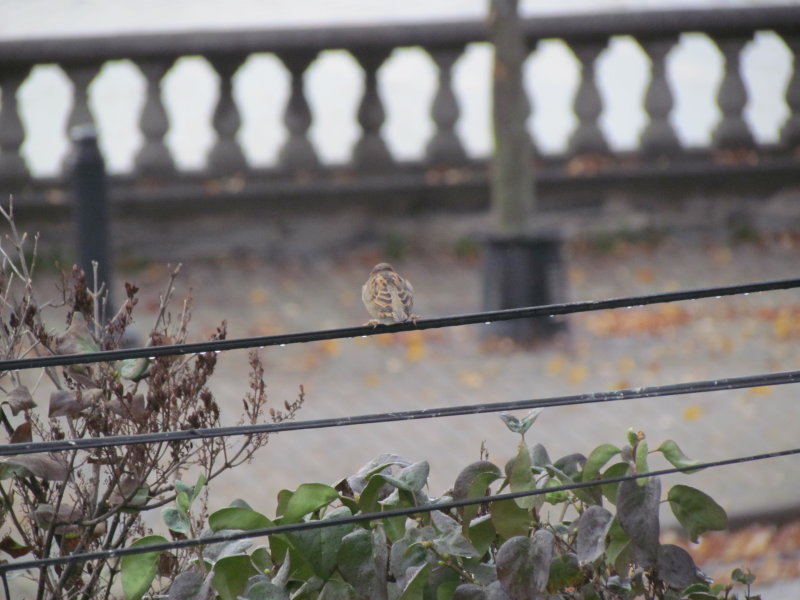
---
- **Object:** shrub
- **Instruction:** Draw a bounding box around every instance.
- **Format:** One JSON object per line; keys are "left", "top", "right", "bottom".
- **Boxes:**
{"left": 0, "top": 201, "right": 304, "bottom": 599}
{"left": 128, "top": 410, "right": 756, "bottom": 600}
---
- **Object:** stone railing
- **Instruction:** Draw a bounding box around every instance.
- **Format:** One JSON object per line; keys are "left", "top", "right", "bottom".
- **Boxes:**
{"left": 1, "top": 5, "right": 800, "bottom": 214}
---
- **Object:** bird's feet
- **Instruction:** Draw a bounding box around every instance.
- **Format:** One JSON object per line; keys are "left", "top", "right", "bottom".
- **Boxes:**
{"left": 364, "top": 319, "right": 382, "bottom": 328}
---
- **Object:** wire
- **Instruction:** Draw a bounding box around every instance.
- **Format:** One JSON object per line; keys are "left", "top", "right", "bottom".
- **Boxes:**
{"left": 1, "top": 276, "right": 798, "bottom": 373}
{"left": 1, "top": 445, "right": 797, "bottom": 575}
{"left": 3, "top": 368, "right": 799, "bottom": 458}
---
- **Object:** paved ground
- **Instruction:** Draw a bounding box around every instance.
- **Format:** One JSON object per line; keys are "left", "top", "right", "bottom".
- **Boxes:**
{"left": 137, "top": 233, "right": 800, "bottom": 518}
{"left": 12, "top": 227, "right": 800, "bottom": 593}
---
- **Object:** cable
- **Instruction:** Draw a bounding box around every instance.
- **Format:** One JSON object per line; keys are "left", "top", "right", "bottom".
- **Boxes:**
{"left": 1, "top": 276, "right": 798, "bottom": 373}
{"left": 3, "top": 368, "right": 799, "bottom": 458}
{"left": 1, "top": 445, "right": 797, "bottom": 575}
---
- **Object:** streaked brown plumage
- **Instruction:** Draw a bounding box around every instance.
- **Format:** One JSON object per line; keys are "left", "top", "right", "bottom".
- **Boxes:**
{"left": 362, "top": 263, "right": 418, "bottom": 326}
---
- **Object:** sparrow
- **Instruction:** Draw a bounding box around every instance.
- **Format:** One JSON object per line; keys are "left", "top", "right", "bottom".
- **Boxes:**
{"left": 362, "top": 263, "right": 419, "bottom": 326}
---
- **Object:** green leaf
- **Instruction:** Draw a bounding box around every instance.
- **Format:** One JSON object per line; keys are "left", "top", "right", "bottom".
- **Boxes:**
{"left": 452, "top": 583, "right": 485, "bottom": 600}
{"left": 496, "top": 531, "right": 554, "bottom": 599}
{"left": 193, "top": 473, "right": 207, "bottom": 502}
{"left": 529, "top": 443, "right": 551, "bottom": 469}
{"left": 626, "top": 428, "right": 639, "bottom": 447}
{"left": 397, "top": 563, "right": 430, "bottom": 600}
{"left": 251, "top": 545, "right": 272, "bottom": 573}
{"left": 290, "top": 506, "right": 354, "bottom": 580}
{"left": 548, "top": 553, "right": 582, "bottom": 592}
{"left": 452, "top": 460, "right": 502, "bottom": 528}
{"left": 162, "top": 506, "right": 190, "bottom": 534}
{"left": 318, "top": 579, "right": 359, "bottom": 600}
{"left": 634, "top": 440, "right": 649, "bottom": 482}
{"left": 657, "top": 544, "right": 696, "bottom": 589}
{"left": 600, "top": 462, "right": 630, "bottom": 505}
{"left": 176, "top": 490, "right": 191, "bottom": 515}
{"left": 543, "top": 478, "right": 569, "bottom": 505}
{"left": 606, "top": 518, "right": 633, "bottom": 576}
{"left": 731, "top": 567, "right": 756, "bottom": 585}
{"left": 551, "top": 454, "right": 596, "bottom": 505}
{"left": 467, "top": 514, "right": 495, "bottom": 557}
{"left": 667, "top": 485, "right": 728, "bottom": 543}
{"left": 380, "top": 460, "right": 429, "bottom": 493}
{"left": 518, "top": 410, "right": 542, "bottom": 434}
{"left": 240, "top": 579, "right": 290, "bottom": 600}
{"left": 499, "top": 410, "right": 541, "bottom": 435}
{"left": 509, "top": 441, "right": 540, "bottom": 510}
{"left": 656, "top": 440, "right": 703, "bottom": 473}
{"left": 490, "top": 499, "right": 531, "bottom": 540}
{"left": 338, "top": 528, "right": 388, "bottom": 600}
{"left": 121, "top": 535, "right": 168, "bottom": 600}
{"left": 165, "top": 570, "right": 205, "bottom": 600}
{"left": 118, "top": 357, "right": 149, "bottom": 381}
{"left": 499, "top": 413, "right": 521, "bottom": 433}
{"left": 281, "top": 483, "right": 339, "bottom": 523}
{"left": 209, "top": 507, "right": 273, "bottom": 532}
{"left": 617, "top": 477, "right": 661, "bottom": 567}
{"left": 581, "top": 444, "right": 621, "bottom": 482}
{"left": 357, "top": 475, "right": 385, "bottom": 514}
{"left": 389, "top": 524, "right": 433, "bottom": 581}
{"left": 575, "top": 505, "right": 613, "bottom": 565}
{"left": 431, "top": 511, "right": 479, "bottom": 558}
{"left": 553, "top": 453, "right": 585, "bottom": 480}
{"left": 212, "top": 554, "right": 258, "bottom": 600}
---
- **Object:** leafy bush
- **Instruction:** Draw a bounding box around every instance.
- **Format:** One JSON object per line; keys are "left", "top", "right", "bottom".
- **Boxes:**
{"left": 0, "top": 202, "right": 305, "bottom": 599}
{"left": 127, "top": 410, "right": 759, "bottom": 600}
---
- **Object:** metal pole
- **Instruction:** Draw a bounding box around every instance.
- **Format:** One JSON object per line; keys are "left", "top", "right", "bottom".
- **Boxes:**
{"left": 68, "top": 124, "right": 113, "bottom": 313}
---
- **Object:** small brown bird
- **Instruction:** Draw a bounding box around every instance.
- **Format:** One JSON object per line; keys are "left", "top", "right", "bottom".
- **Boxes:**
{"left": 362, "top": 263, "right": 418, "bottom": 326}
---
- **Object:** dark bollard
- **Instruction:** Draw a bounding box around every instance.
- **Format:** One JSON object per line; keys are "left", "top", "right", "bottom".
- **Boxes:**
{"left": 68, "top": 124, "right": 113, "bottom": 311}
{"left": 482, "top": 232, "right": 567, "bottom": 343}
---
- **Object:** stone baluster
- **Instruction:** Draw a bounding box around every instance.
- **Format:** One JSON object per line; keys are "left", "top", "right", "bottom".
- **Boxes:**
{"left": 710, "top": 33, "right": 755, "bottom": 150}
{"left": 779, "top": 33, "right": 800, "bottom": 151}
{"left": 351, "top": 48, "right": 392, "bottom": 169}
{"left": 566, "top": 38, "right": 609, "bottom": 155}
{"left": 62, "top": 63, "right": 100, "bottom": 130}
{"left": 276, "top": 51, "right": 319, "bottom": 171}
{"left": 425, "top": 45, "right": 467, "bottom": 164}
{"left": 639, "top": 36, "right": 680, "bottom": 157}
{"left": 0, "top": 65, "right": 31, "bottom": 181}
{"left": 134, "top": 59, "right": 176, "bottom": 176}
{"left": 207, "top": 55, "right": 248, "bottom": 175}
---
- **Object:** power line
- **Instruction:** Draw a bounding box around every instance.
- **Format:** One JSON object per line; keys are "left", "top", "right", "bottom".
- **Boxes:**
{"left": 1, "top": 445, "right": 797, "bottom": 575}
{"left": 3, "top": 368, "right": 799, "bottom": 457}
{"left": 1, "top": 276, "right": 798, "bottom": 373}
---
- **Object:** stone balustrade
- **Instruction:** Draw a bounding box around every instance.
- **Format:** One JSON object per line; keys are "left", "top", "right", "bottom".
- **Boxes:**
{"left": 1, "top": 6, "right": 799, "bottom": 213}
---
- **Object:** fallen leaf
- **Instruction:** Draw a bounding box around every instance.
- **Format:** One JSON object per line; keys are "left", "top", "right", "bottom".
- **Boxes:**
{"left": 546, "top": 356, "right": 566, "bottom": 375}
{"left": 612, "top": 379, "right": 631, "bottom": 391}
{"left": 248, "top": 287, "right": 269, "bottom": 306}
{"left": 459, "top": 371, "right": 484, "bottom": 388}
{"left": 321, "top": 339, "right": 341, "bottom": 357}
{"left": 749, "top": 386, "right": 773, "bottom": 396}
{"left": 636, "top": 267, "right": 654, "bottom": 283}
{"left": 568, "top": 365, "right": 588, "bottom": 384}
{"left": 363, "top": 373, "right": 381, "bottom": 387}
{"left": 682, "top": 406, "right": 703, "bottom": 421}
